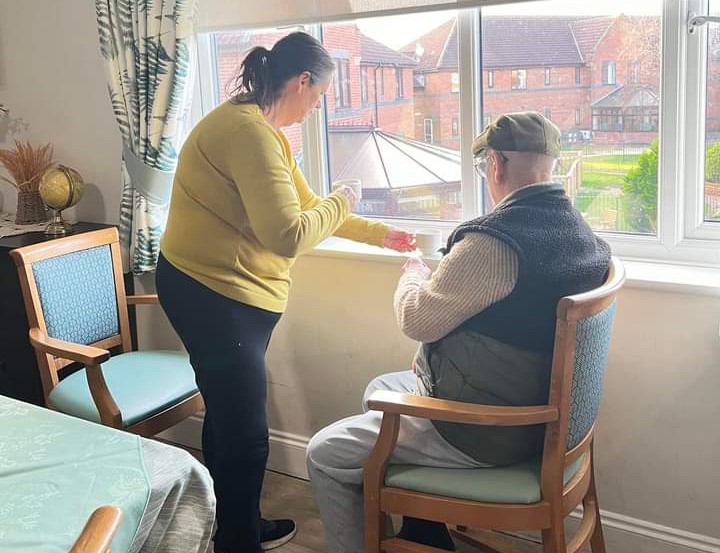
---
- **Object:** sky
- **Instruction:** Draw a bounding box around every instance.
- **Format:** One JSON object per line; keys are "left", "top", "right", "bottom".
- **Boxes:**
{"left": 357, "top": 0, "right": 661, "bottom": 49}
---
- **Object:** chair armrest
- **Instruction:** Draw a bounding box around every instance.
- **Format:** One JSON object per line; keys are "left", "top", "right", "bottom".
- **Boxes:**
{"left": 69, "top": 505, "right": 123, "bottom": 553}
{"left": 126, "top": 294, "right": 159, "bottom": 305}
{"left": 29, "top": 328, "right": 110, "bottom": 366}
{"left": 366, "top": 390, "right": 558, "bottom": 426}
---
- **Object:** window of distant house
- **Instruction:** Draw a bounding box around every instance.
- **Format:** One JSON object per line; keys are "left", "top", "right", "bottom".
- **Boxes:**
{"left": 575, "top": 67, "right": 582, "bottom": 84}
{"left": 511, "top": 69, "right": 527, "bottom": 90}
{"left": 413, "top": 73, "right": 426, "bottom": 89}
{"left": 451, "top": 72, "right": 460, "bottom": 93}
{"left": 334, "top": 58, "right": 351, "bottom": 108}
{"left": 424, "top": 118, "right": 434, "bottom": 144}
{"left": 361, "top": 66, "right": 369, "bottom": 104}
{"left": 630, "top": 61, "right": 641, "bottom": 84}
{"left": 395, "top": 68, "right": 404, "bottom": 98}
{"left": 451, "top": 116, "right": 460, "bottom": 138}
{"left": 602, "top": 61, "right": 616, "bottom": 85}
{"left": 545, "top": 68, "right": 551, "bottom": 86}
{"left": 575, "top": 107, "right": 581, "bottom": 126}
{"left": 378, "top": 67, "right": 385, "bottom": 100}
{"left": 487, "top": 70, "right": 494, "bottom": 88}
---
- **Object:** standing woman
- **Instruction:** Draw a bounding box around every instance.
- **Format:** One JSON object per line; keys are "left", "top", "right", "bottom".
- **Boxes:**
{"left": 156, "top": 32, "right": 414, "bottom": 553}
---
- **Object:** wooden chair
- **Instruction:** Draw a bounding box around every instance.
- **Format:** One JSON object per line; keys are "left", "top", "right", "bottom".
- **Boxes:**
{"left": 69, "top": 506, "right": 123, "bottom": 553}
{"left": 11, "top": 228, "right": 204, "bottom": 436}
{"left": 364, "top": 257, "right": 625, "bottom": 553}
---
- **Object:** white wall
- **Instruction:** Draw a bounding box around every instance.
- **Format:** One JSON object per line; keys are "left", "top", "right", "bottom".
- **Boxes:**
{"left": 3, "top": 2, "right": 720, "bottom": 551}
{"left": 0, "top": 0, "right": 120, "bottom": 222}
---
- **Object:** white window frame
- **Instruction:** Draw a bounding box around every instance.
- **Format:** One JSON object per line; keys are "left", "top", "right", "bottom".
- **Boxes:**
{"left": 511, "top": 68, "right": 527, "bottom": 90}
{"left": 602, "top": 60, "right": 616, "bottom": 85}
{"left": 423, "top": 118, "right": 435, "bottom": 143}
{"left": 192, "top": 0, "right": 720, "bottom": 266}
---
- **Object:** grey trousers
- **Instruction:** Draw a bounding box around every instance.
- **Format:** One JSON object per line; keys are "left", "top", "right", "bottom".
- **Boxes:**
{"left": 306, "top": 370, "right": 485, "bottom": 553}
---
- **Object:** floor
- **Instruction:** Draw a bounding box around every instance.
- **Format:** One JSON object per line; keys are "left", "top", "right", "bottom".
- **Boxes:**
{"left": 184, "top": 445, "right": 543, "bottom": 553}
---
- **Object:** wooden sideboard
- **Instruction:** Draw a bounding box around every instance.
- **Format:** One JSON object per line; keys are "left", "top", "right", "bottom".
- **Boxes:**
{"left": 0, "top": 222, "right": 135, "bottom": 405}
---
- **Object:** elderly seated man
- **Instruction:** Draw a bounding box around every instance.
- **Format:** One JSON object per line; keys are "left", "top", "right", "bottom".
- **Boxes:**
{"left": 306, "top": 112, "right": 611, "bottom": 553}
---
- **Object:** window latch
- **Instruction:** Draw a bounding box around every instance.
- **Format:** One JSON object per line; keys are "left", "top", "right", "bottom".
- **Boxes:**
{"left": 688, "top": 13, "right": 720, "bottom": 34}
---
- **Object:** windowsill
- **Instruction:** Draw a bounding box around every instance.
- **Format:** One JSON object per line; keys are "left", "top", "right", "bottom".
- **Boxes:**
{"left": 308, "top": 237, "right": 720, "bottom": 296}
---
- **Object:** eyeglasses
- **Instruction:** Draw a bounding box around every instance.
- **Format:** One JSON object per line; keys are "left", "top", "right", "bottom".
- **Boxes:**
{"left": 473, "top": 150, "right": 509, "bottom": 178}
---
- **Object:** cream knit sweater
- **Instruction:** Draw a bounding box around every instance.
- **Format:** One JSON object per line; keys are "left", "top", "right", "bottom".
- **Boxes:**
{"left": 394, "top": 232, "right": 518, "bottom": 343}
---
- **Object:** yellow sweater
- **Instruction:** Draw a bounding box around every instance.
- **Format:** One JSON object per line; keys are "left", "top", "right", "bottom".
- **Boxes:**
{"left": 160, "top": 101, "right": 389, "bottom": 313}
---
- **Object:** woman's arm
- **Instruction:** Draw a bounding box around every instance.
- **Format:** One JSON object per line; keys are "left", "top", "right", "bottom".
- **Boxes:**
{"left": 229, "top": 124, "right": 352, "bottom": 257}
{"left": 293, "top": 163, "right": 390, "bottom": 247}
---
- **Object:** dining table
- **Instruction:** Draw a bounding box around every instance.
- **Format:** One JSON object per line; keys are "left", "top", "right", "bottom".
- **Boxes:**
{"left": 0, "top": 394, "right": 216, "bottom": 552}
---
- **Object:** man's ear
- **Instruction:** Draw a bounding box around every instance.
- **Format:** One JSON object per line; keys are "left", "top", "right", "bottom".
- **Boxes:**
{"left": 493, "top": 152, "right": 506, "bottom": 182}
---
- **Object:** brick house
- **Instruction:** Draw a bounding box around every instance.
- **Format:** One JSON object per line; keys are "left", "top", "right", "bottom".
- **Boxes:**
{"left": 404, "top": 14, "right": 661, "bottom": 147}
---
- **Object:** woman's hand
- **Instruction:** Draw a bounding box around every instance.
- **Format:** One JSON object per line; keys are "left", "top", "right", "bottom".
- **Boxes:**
{"left": 384, "top": 228, "right": 415, "bottom": 252}
{"left": 333, "top": 185, "right": 359, "bottom": 211}
{"left": 402, "top": 256, "right": 432, "bottom": 279}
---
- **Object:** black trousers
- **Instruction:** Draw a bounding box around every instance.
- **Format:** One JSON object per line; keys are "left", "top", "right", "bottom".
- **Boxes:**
{"left": 156, "top": 253, "right": 282, "bottom": 552}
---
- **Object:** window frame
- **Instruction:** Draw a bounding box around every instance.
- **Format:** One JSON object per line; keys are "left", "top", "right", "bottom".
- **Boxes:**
{"left": 395, "top": 67, "right": 404, "bottom": 98}
{"left": 511, "top": 68, "right": 527, "bottom": 90}
{"left": 602, "top": 60, "right": 617, "bottom": 85}
{"left": 193, "top": 0, "right": 720, "bottom": 266}
{"left": 361, "top": 65, "right": 369, "bottom": 104}
{"left": 333, "top": 57, "right": 351, "bottom": 109}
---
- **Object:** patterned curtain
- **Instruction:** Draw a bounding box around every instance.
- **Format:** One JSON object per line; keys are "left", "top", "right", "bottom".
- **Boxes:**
{"left": 96, "top": 0, "right": 197, "bottom": 274}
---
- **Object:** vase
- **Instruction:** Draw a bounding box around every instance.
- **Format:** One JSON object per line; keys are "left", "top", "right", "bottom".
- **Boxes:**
{"left": 15, "top": 189, "right": 47, "bottom": 225}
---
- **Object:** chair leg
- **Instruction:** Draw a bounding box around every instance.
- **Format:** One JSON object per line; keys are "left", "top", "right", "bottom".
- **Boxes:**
{"left": 587, "top": 470, "right": 606, "bottom": 553}
{"left": 364, "top": 500, "right": 384, "bottom": 553}
{"left": 541, "top": 520, "right": 566, "bottom": 553}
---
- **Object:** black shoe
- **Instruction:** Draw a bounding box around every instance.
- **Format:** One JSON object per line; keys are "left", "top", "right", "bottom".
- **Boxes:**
{"left": 397, "top": 516, "right": 455, "bottom": 551}
{"left": 260, "top": 518, "right": 297, "bottom": 550}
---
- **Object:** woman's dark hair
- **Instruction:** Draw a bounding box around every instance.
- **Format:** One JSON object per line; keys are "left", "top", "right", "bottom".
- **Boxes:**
{"left": 230, "top": 32, "right": 335, "bottom": 109}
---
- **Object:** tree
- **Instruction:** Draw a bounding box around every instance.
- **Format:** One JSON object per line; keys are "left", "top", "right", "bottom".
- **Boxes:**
{"left": 622, "top": 139, "right": 658, "bottom": 233}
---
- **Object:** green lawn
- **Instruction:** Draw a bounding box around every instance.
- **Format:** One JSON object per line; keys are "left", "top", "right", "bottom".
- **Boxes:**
{"left": 583, "top": 154, "right": 640, "bottom": 172}
{"left": 580, "top": 171, "right": 626, "bottom": 189}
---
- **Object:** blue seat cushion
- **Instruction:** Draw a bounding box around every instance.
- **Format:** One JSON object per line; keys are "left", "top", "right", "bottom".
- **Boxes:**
{"left": 384, "top": 456, "right": 582, "bottom": 504}
{"left": 49, "top": 350, "right": 198, "bottom": 427}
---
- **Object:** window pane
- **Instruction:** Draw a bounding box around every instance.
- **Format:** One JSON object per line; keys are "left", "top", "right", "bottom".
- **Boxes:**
{"left": 210, "top": 29, "right": 305, "bottom": 169}
{"left": 705, "top": 2, "right": 720, "bottom": 222}
{"left": 482, "top": 0, "right": 661, "bottom": 235}
{"left": 322, "top": 12, "right": 462, "bottom": 221}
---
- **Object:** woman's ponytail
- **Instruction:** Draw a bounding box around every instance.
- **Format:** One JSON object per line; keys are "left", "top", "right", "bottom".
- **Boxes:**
{"left": 231, "top": 46, "right": 273, "bottom": 108}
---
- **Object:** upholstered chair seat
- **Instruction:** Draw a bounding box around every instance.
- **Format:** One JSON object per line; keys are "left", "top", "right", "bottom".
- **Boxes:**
{"left": 49, "top": 350, "right": 197, "bottom": 427}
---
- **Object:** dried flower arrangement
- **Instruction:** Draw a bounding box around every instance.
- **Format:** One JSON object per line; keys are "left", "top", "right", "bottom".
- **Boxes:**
{"left": 0, "top": 140, "right": 54, "bottom": 224}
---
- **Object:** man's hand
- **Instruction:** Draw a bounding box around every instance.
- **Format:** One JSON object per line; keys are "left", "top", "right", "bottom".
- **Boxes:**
{"left": 402, "top": 256, "right": 432, "bottom": 279}
{"left": 384, "top": 228, "right": 416, "bottom": 252}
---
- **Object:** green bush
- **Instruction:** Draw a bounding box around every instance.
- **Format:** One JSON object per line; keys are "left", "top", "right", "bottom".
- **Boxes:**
{"left": 622, "top": 140, "right": 658, "bottom": 233}
{"left": 705, "top": 141, "right": 720, "bottom": 183}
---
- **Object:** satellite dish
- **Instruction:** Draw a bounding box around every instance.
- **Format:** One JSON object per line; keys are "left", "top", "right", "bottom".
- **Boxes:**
{"left": 415, "top": 43, "right": 425, "bottom": 58}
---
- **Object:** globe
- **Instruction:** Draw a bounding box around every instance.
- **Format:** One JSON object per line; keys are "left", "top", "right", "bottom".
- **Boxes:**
{"left": 39, "top": 164, "right": 85, "bottom": 235}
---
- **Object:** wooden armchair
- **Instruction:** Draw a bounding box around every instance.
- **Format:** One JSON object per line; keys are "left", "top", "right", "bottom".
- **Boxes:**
{"left": 10, "top": 228, "right": 203, "bottom": 436}
{"left": 364, "top": 257, "right": 625, "bottom": 553}
{"left": 69, "top": 506, "right": 123, "bottom": 553}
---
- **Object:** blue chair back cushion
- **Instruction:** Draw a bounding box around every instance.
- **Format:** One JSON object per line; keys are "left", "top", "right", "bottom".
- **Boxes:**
{"left": 32, "top": 245, "right": 119, "bottom": 345}
{"left": 566, "top": 301, "right": 616, "bottom": 449}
